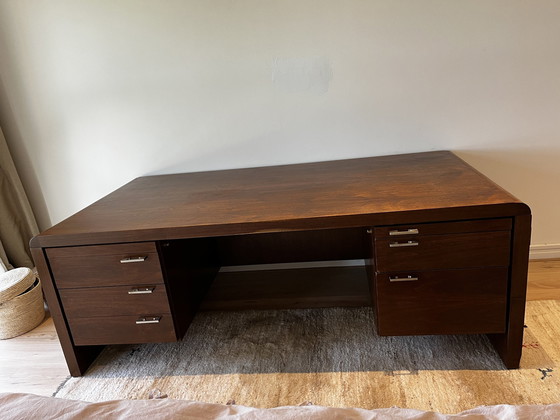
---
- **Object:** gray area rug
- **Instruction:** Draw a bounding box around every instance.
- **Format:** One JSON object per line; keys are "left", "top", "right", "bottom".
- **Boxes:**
{"left": 86, "top": 306, "right": 504, "bottom": 378}
{"left": 53, "top": 302, "right": 559, "bottom": 410}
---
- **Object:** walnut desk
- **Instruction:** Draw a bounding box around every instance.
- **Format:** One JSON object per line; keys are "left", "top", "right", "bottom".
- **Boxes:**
{"left": 31, "top": 151, "right": 531, "bottom": 376}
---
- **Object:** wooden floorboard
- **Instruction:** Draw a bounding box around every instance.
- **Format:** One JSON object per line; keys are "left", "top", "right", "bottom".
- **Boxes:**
{"left": 1, "top": 259, "right": 559, "bottom": 397}
{"left": 526, "top": 258, "right": 560, "bottom": 301}
{"left": 0, "top": 313, "right": 69, "bottom": 396}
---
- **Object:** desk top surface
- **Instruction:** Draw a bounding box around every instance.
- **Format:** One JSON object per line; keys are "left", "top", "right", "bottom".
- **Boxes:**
{"left": 32, "top": 151, "right": 529, "bottom": 248}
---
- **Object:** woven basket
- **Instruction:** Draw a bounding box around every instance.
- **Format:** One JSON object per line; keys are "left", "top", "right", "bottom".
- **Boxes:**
{"left": 0, "top": 269, "right": 45, "bottom": 340}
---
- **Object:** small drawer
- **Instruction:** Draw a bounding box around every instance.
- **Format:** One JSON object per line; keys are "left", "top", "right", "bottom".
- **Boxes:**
{"left": 68, "top": 314, "right": 177, "bottom": 346}
{"left": 47, "top": 242, "right": 163, "bottom": 288}
{"left": 374, "top": 218, "right": 512, "bottom": 238}
{"left": 59, "top": 284, "right": 171, "bottom": 319}
{"left": 375, "top": 267, "right": 508, "bottom": 335}
{"left": 375, "top": 231, "right": 511, "bottom": 272}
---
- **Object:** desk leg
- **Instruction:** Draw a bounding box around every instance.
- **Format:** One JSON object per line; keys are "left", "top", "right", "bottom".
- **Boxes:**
{"left": 488, "top": 213, "right": 531, "bottom": 369}
{"left": 31, "top": 247, "right": 103, "bottom": 377}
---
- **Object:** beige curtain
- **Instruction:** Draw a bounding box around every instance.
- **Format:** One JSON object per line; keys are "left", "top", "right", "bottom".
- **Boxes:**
{"left": 0, "top": 126, "right": 39, "bottom": 270}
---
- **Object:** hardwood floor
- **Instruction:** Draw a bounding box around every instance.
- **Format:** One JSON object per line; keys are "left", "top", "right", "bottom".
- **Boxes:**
{"left": 1, "top": 259, "right": 559, "bottom": 397}
{"left": 526, "top": 258, "right": 560, "bottom": 301}
{"left": 0, "top": 312, "right": 69, "bottom": 396}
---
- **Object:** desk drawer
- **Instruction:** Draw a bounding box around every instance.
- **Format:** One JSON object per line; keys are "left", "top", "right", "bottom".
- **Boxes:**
{"left": 47, "top": 243, "right": 163, "bottom": 288}
{"left": 374, "top": 219, "right": 511, "bottom": 238}
{"left": 375, "top": 231, "right": 511, "bottom": 272}
{"left": 68, "top": 314, "right": 176, "bottom": 346}
{"left": 59, "top": 284, "right": 171, "bottom": 319}
{"left": 375, "top": 267, "right": 508, "bottom": 335}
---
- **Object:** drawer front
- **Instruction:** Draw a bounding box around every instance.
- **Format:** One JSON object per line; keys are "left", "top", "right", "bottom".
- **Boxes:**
{"left": 374, "top": 218, "right": 512, "bottom": 238}
{"left": 59, "top": 284, "right": 171, "bottom": 319}
{"left": 375, "top": 267, "right": 508, "bottom": 335}
{"left": 68, "top": 314, "right": 176, "bottom": 346}
{"left": 375, "top": 231, "right": 511, "bottom": 272}
{"left": 47, "top": 242, "right": 163, "bottom": 288}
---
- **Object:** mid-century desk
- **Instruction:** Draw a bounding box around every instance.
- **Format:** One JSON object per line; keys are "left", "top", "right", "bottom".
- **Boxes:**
{"left": 31, "top": 151, "right": 531, "bottom": 376}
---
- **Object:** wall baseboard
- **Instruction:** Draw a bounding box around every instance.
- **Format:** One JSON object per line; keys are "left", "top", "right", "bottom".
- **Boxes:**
{"left": 530, "top": 244, "right": 560, "bottom": 260}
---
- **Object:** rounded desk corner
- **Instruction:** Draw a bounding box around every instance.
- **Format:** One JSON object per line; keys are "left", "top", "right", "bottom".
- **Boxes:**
{"left": 519, "top": 203, "right": 531, "bottom": 215}
{"left": 513, "top": 202, "right": 532, "bottom": 217}
{"left": 29, "top": 235, "right": 42, "bottom": 249}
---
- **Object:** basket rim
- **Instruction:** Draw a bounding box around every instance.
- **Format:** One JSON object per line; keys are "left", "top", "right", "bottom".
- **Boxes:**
{"left": 0, "top": 277, "right": 44, "bottom": 340}
{"left": 0, "top": 267, "right": 36, "bottom": 304}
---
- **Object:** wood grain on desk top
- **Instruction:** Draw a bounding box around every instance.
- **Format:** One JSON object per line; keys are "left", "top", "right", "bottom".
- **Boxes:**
{"left": 32, "top": 151, "right": 530, "bottom": 247}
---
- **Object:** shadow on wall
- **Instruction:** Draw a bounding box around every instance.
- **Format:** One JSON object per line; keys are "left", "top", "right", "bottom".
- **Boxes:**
{"left": 0, "top": 75, "right": 50, "bottom": 231}
{"left": 147, "top": 132, "right": 430, "bottom": 178}
{"left": 146, "top": 134, "right": 352, "bottom": 177}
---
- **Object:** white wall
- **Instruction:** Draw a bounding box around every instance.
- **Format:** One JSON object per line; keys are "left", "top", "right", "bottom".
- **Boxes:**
{"left": 0, "top": 1, "right": 559, "bottom": 255}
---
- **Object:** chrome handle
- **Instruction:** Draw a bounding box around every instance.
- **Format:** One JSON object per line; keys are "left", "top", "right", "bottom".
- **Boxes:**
{"left": 389, "top": 228, "right": 419, "bottom": 236}
{"left": 135, "top": 316, "right": 161, "bottom": 325}
{"left": 128, "top": 286, "right": 155, "bottom": 295}
{"left": 389, "top": 275, "right": 419, "bottom": 282}
{"left": 389, "top": 241, "right": 419, "bottom": 248}
{"left": 120, "top": 256, "right": 147, "bottom": 264}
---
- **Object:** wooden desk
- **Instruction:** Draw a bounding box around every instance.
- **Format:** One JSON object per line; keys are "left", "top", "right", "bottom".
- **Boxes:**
{"left": 31, "top": 151, "right": 531, "bottom": 376}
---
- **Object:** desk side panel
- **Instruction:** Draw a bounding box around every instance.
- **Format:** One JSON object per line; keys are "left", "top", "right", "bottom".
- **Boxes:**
{"left": 488, "top": 213, "right": 531, "bottom": 368}
{"left": 30, "top": 247, "right": 103, "bottom": 377}
{"left": 158, "top": 238, "right": 220, "bottom": 338}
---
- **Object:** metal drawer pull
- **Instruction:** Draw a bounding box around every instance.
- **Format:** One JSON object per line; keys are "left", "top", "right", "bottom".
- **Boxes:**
{"left": 389, "top": 228, "right": 419, "bottom": 236}
{"left": 389, "top": 275, "right": 419, "bottom": 282}
{"left": 120, "top": 256, "right": 147, "bottom": 264}
{"left": 135, "top": 316, "right": 161, "bottom": 325}
{"left": 128, "top": 287, "right": 155, "bottom": 295}
{"left": 389, "top": 241, "right": 419, "bottom": 248}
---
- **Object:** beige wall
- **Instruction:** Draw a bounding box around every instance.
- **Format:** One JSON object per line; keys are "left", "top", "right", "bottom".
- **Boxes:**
{"left": 0, "top": 1, "right": 559, "bottom": 255}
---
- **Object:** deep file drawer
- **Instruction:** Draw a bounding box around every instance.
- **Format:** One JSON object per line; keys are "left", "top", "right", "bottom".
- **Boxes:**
{"left": 47, "top": 242, "right": 164, "bottom": 288}
{"left": 68, "top": 314, "right": 177, "bottom": 346}
{"left": 375, "top": 267, "right": 508, "bottom": 335}
{"left": 59, "top": 284, "right": 171, "bottom": 318}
